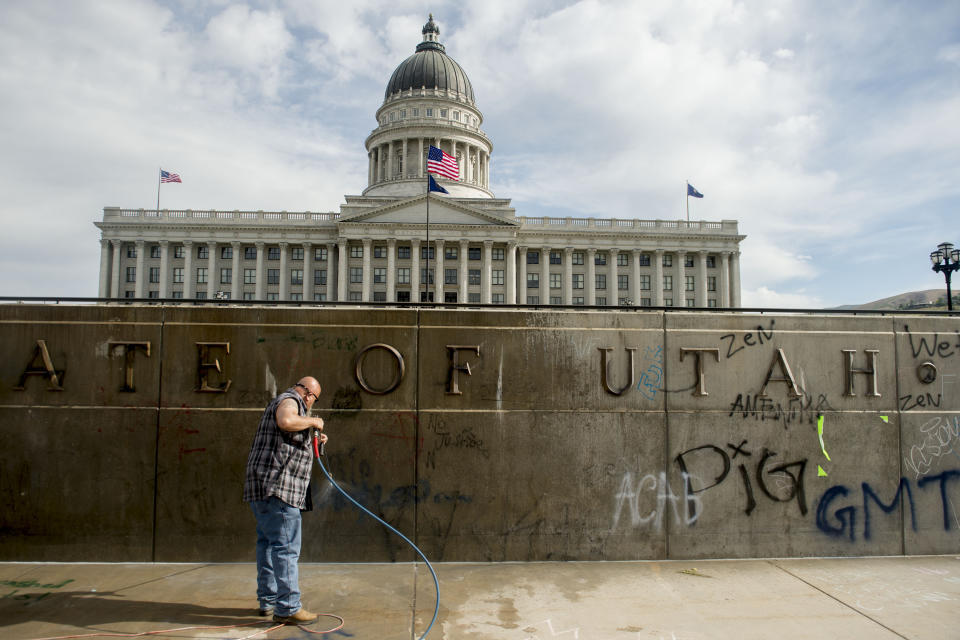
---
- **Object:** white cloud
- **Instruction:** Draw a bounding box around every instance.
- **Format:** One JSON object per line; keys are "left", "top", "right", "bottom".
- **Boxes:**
{"left": 937, "top": 43, "right": 960, "bottom": 65}
{"left": 742, "top": 286, "right": 823, "bottom": 309}
{"left": 204, "top": 5, "right": 294, "bottom": 98}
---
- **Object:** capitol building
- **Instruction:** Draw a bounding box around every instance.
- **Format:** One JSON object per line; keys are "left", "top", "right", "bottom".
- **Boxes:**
{"left": 95, "top": 15, "right": 744, "bottom": 308}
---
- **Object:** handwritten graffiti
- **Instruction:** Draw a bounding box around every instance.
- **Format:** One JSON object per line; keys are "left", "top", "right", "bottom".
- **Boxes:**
{"left": 904, "top": 416, "right": 960, "bottom": 479}
{"left": 899, "top": 393, "right": 943, "bottom": 411}
{"left": 903, "top": 325, "right": 960, "bottom": 359}
{"left": 612, "top": 471, "right": 702, "bottom": 530}
{"left": 636, "top": 345, "right": 664, "bottom": 400}
{"left": 816, "top": 470, "right": 960, "bottom": 541}
{"left": 424, "top": 418, "right": 490, "bottom": 470}
{"left": 0, "top": 578, "right": 74, "bottom": 606}
{"left": 728, "top": 389, "right": 835, "bottom": 428}
{"left": 719, "top": 319, "right": 775, "bottom": 359}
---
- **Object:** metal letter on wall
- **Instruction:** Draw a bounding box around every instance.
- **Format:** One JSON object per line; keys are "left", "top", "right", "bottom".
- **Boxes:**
{"left": 196, "top": 342, "right": 231, "bottom": 393}
{"left": 679, "top": 348, "right": 720, "bottom": 396}
{"left": 13, "top": 340, "right": 64, "bottom": 391}
{"left": 108, "top": 342, "right": 151, "bottom": 392}
{"left": 758, "top": 348, "right": 802, "bottom": 398}
{"left": 354, "top": 343, "right": 405, "bottom": 395}
{"left": 842, "top": 349, "right": 881, "bottom": 397}
{"left": 598, "top": 347, "right": 636, "bottom": 396}
{"left": 446, "top": 345, "right": 480, "bottom": 395}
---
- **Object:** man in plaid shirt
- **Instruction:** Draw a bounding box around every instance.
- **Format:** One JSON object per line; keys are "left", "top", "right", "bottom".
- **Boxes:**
{"left": 244, "top": 376, "right": 326, "bottom": 625}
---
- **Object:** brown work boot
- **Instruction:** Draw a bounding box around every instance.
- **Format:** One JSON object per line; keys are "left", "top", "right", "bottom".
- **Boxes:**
{"left": 273, "top": 608, "right": 319, "bottom": 625}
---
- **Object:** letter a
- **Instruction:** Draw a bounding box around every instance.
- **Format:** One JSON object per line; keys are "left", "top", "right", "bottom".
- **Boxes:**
{"left": 14, "top": 340, "right": 65, "bottom": 391}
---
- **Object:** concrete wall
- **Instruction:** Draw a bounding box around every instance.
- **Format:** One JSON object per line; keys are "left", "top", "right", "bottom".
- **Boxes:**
{"left": 1, "top": 305, "right": 957, "bottom": 562}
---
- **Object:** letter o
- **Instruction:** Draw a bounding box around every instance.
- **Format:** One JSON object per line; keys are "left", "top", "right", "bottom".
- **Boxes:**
{"left": 354, "top": 343, "right": 405, "bottom": 395}
{"left": 917, "top": 361, "right": 938, "bottom": 385}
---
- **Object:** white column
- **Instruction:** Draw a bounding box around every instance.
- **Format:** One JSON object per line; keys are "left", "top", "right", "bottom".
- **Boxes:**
{"left": 654, "top": 249, "right": 664, "bottom": 306}
{"left": 730, "top": 251, "right": 742, "bottom": 308}
{"left": 410, "top": 238, "right": 421, "bottom": 302}
{"left": 482, "top": 240, "right": 493, "bottom": 303}
{"left": 608, "top": 247, "right": 618, "bottom": 306}
{"left": 720, "top": 252, "right": 731, "bottom": 308}
{"left": 451, "top": 140, "right": 458, "bottom": 176}
{"left": 387, "top": 239, "right": 397, "bottom": 302}
{"left": 110, "top": 241, "right": 122, "bottom": 299}
{"left": 587, "top": 248, "right": 596, "bottom": 306}
{"left": 563, "top": 247, "right": 573, "bottom": 305}
{"left": 159, "top": 240, "right": 170, "bottom": 299}
{"left": 459, "top": 240, "right": 469, "bottom": 302}
{"left": 631, "top": 249, "right": 642, "bottom": 306}
{"left": 402, "top": 139, "right": 408, "bottom": 178}
{"left": 387, "top": 141, "right": 394, "bottom": 179}
{"left": 337, "top": 239, "right": 348, "bottom": 302}
{"left": 361, "top": 239, "right": 372, "bottom": 301}
{"left": 697, "top": 250, "right": 708, "bottom": 307}
{"left": 231, "top": 242, "right": 241, "bottom": 300}
{"left": 207, "top": 241, "right": 217, "bottom": 299}
{"left": 368, "top": 151, "right": 374, "bottom": 186}
{"left": 279, "top": 242, "right": 289, "bottom": 300}
{"left": 325, "top": 242, "right": 335, "bottom": 300}
{"left": 98, "top": 239, "right": 111, "bottom": 297}
{"left": 302, "top": 242, "right": 312, "bottom": 300}
{"left": 675, "top": 250, "right": 686, "bottom": 307}
{"left": 506, "top": 241, "right": 517, "bottom": 304}
{"left": 518, "top": 246, "right": 528, "bottom": 304}
{"left": 134, "top": 240, "right": 145, "bottom": 298}
{"left": 418, "top": 138, "right": 424, "bottom": 178}
{"left": 434, "top": 238, "right": 444, "bottom": 302}
{"left": 543, "top": 246, "right": 553, "bottom": 304}
{"left": 255, "top": 242, "right": 265, "bottom": 300}
{"left": 183, "top": 241, "right": 194, "bottom": 299}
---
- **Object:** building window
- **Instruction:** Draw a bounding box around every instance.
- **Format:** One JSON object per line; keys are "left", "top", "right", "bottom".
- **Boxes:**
{"left": 399, "top": 109, "right": 406, "bottom": 119}
{"left": 291, "top": 269, "right": 303, "bottom": 285}
{"left": 444, "top": 292, "right": 457, "bottom": 303}
{"left": 468, "top": 269, "right": 480, "bottom": 285}
{"left": 638, "top": 254, "right": 650, "bottom": 267}
{"left": 291, "top": 247, "right": 303, "bottom": 261}
{"left": 639, "top": 275, "right": 651, "bottom": 290}
{"left": 315, "top": 269, "right": 327, "bottom": 285}
{"left": 527, "top": 273, "right": 539, "bottom": 289}
{"left": 349, "top": 292, "right": 362, "bottom": 301}
{"left": 550, "top": 296, "right": 562, "bottom": 305}
{"left": 374, "top": 291, "right": 387, "bottom": 302}
{"left": 469, "top": 293, "right": 481, "bottom": 303}
{"left": 127, "top": 245, "right": 137, "bottom": 258}
{"left": 195, "top": 291, "right": 207, "bottom": 300}
{"left": 492, "top": 247, "right": 505, "bottom": 260}
{"left": 150, "top": 245, "right": 161, "bottom": 258}
{"left": 527, "top": 251, "right": 539, "bottom": 264}
{"left": 149, "top": 267, "right": 160, "bottom": 283}
{"left": 663, "top": 254, "right": 673, "bottom": 267}
{"left": 267, "top": 269, "right": 280, "bottom": 285}
{"left": 221, "top": 268, "right": 232, "bottom": 284}
{"left": 665, "top": 298, "right": 673, "bottom": 306}
{"left": 421, "top": 247, "right": 436, "bottom": 260}
{"left": 550, "top": 251, "right": 562, "bottom": 265}
{"left": 148, "top": 290, "right": 159, "bottom": 299}
{"left": 245, "top": 247, "right": 257, "bottom": 260}
{"left": 707, "top": 256, "right": 716, "bottom": 268}
{"left": 243, "top": 292, "right": 254, "bottom": 300}
{"left": 398, "top": 246, "right": 411, "bottom": 259}
{"left": 619, "top": 275, "right": 629, "bottom": 290}
{"left": 686, "top": 298, "right": 696, "bottom": 307}
{"left": 266, "top": 292, "right": 279, "bottom": 301}
{"left": 641, "top": 297, "right": 651, "bottom": 306}
{"left": 550, "top": 273, "right": 561, "bottom": 289}
{"left": 374, "top": 246, "right": 387, "bottom": 259}
{"left": 595, "top": 253, "right": 606, "bottom": 266}
{"left": 197, "top": 246, "right": 208, "bottom": 260}
{"left": 572, "top": 252, "right": 584, "bottom": 265}
{"left": 468, "top": 247, "right": 481, "bottom": 260}
{"left": 492, "top": 270, "right": 504, "bottom": 286}
{"left": 350, "top": 267, "right": 363, "bottom": 283}
{"left": 708, "top": 276, "right": 717, "bottom": 292}
{"left": 171, "top": 291, "right": 183, "bottom": 299}
{"left": 173, "top": 268, "right": 183, "bottom": 283}
{"left": 389, "top": 111, "right": 396, "bottom": 121}
{"left": 349, "top": 246, "right": 362, "bottom": 259}
{"left": 453, "top": 110, "right": 460, "bottom": 121}
{"left": 617, "top": 253, "right": 628, "bottom": 267}
{"left": 397, "top": 291, "right": 411, "bottom": 302}
{"left": 221, "top": 247, "right": 233, "bottom": 259}
{"left": 445, "top": 247, "right": 458, "bottom": 260}
{"left": 268, "top": 247, "right": 280, "bottom": 260}
{"left": 686, "top": 276, "right": 695, "bottom": 292}
{"left": 174, "top": 246, "right": 184, "bottom": 259}
{"left": 663, "top": 275, "right": 673, "bottom": 291}
{"left": 315, "top": 247, "right": 328, "bottom": 261}
{"left": 412, "top": 108, "right": 419, "bottom": 117}
{"left": 444, "top": 269, "right": 457, "bottom": 285}
{"left": 125, "top": 267, "right": 136, "bottom": 283}
{"left": 619, "top": 297, "right": 630, "bottom": 306}
{"left": 426, "top": 108, "right": 433, "bottom": 117}
{"left": 492, "top": 293, "right": 504, "bottom": 303}
{"left": 573, "top": 296, "right": 585, "bottom": 305}
{"left": 290, "top": 293, "right": 302, "bottom": 301}
{"left": 375, "top": 268, "right": 388, "bottom": 284}
{"left": 595, "top": 274, "right": 606, "bottom": 290}
{"left": 196, "top": 268, "right": 208, "bottom": 284}
{"left": 685, "top": 255, "right": 695, "bottom": 267}
{"left": 597, "top": 297, "right": 607, "bottom": 306}
{"left": 573, "top": 274, "right": 584, "bottom": 290}
{"left": 527, "top": 296, "right": 539, "bottom": 304}
{"left": 397, "top": 268, "right": 410, "bottom": 284}
{"left": 440, "top": 108, "right": 448, "bottom": 118}
{"left": 709, "top": 299, "right": 717, "bottom": 308}
{"left": 244, "top": 269, "right": 256, "bottom": 284}
{"left": 420, "top": 269, "right": 434, "bottom": 285}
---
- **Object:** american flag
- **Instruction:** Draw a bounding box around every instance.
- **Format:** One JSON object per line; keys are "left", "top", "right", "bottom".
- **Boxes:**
{"left": 160, "top": 169, "right": 182, "bottom": 183}
{"left": 427, "top": 146, "right": 459, "bottom": 180}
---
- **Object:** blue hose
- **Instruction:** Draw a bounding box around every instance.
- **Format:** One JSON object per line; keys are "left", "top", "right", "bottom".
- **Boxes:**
{"left": 313, "top": 436, "right": 440, "bottom": 639}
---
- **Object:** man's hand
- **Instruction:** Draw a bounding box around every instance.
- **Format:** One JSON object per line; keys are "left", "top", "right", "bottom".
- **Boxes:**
{"left": 276, "top": 399, "right": 326, "bottom": 433}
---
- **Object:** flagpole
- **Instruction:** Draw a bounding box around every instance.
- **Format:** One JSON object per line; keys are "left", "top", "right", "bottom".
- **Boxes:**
{"left": 425, "top": 174, "right": 430, "bottom": 304}
{"left": 685, "top": 181, "right": 689, "bottom": 223}
{"left": 157, "top": 168, "right": 162, "bottom": 214}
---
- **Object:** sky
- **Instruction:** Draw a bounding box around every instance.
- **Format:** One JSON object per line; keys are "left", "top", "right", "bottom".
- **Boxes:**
{"left": 1, "top": 0, "right": 958, "bottom": 308}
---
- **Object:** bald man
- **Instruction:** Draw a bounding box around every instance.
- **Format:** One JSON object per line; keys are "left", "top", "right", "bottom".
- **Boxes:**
{"left": 243, "top": 376, "right": 327, "bottom": 624}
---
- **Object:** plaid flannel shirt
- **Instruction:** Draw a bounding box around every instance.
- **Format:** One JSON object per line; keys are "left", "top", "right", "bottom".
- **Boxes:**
{"left": 243, "top": 388, "right": 313, "bottom": 509}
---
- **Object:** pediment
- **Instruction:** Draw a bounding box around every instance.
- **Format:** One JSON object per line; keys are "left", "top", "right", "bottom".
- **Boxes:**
{"left": 338, "top": 194, "right": 518, "bottom": 227}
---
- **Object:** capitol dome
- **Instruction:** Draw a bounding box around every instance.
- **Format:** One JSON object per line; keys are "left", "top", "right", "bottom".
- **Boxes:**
{"left": 384, "top": 14, "right": 474, "bottom": 103}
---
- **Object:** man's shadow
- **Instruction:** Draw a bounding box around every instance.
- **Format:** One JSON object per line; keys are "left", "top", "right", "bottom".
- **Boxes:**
{"left": 0, "top": 590, "right": 266, "bottom": 634}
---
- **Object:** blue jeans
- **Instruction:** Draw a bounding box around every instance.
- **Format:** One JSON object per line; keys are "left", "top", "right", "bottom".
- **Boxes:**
{"left": 251, "top": 497, "right": 302, "bottom": 616}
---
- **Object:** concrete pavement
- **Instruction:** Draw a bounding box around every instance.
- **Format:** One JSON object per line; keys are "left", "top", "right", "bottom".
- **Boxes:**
{"left": 2, "top": 556, "right": 958, "bottom": 639}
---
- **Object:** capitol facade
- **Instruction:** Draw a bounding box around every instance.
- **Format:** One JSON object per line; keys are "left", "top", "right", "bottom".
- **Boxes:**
{"left": 95, "top": 16, "right": 744, "bottom": 308}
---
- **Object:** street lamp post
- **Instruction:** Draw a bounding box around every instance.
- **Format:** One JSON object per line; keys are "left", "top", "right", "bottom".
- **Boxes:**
{"left": 930, "top": 242, "right": 960, "bottom": 311}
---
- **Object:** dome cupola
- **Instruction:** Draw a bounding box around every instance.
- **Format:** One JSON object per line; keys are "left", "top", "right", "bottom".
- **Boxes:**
{"left": 384, "top": 13, "right": 475, "bottom": 103}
